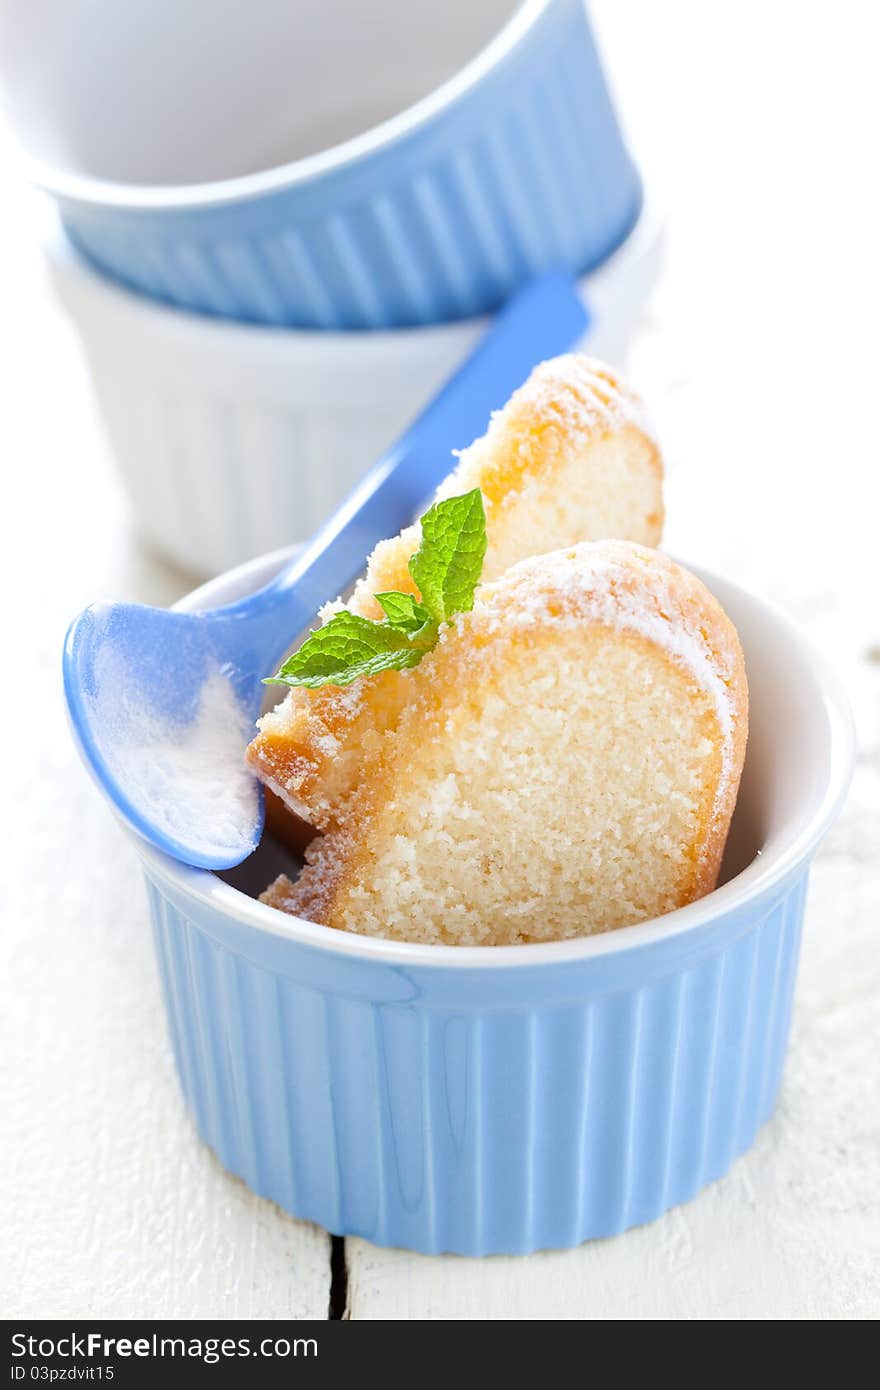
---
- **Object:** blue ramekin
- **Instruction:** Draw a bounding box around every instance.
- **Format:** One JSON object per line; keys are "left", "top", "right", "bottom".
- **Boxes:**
{"left": 14, "top": 0, "right": 641, "bottom": 328}
{"left": 117, "top": 549, "right": 854, "bottom": 1255}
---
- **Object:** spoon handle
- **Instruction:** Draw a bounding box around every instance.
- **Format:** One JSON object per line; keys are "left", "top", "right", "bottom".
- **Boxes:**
{"left": 224, "top": 272, "right": 590, "bottom": 636}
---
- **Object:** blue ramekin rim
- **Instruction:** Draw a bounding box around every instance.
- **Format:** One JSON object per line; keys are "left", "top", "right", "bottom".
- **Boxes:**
{"left": 20, "top": 0, "right": 568, "bottom": 213}
{"left": 123, "top": 552, "right": 857, "bottom": 973}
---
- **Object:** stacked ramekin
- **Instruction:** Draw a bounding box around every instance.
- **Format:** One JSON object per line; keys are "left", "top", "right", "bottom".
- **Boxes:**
{"left": 3, "top": 0, "right": 657, "bottom": 575}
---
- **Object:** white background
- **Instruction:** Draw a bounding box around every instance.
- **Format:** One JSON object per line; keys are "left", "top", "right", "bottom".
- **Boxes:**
{"left": 1, "top": 1, "right": 878, "bottom": 1319}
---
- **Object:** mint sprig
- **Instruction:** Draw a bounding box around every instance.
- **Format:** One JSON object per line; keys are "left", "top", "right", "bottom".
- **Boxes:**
{"left": 373, "top": 591, "right": 433, "bottom": 632}
{"left": 265, "top": 489, "right": 486, "bottom": 691}
{"left": 264, "top": 609, "right": 428, "bottom": 689}
{"left": 409, "top": 487, "right": 487, "bottom": 624}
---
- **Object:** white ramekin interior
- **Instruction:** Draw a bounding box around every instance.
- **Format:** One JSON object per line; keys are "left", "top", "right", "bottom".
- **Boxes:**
{"left": 2, "top": 0, "right": 542, "bottom": 203}
{"left": 129, "top": 548, "right": 855, "bottom": 969}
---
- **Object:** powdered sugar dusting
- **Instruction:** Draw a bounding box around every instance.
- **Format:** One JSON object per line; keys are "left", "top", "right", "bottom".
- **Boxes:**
{"left": 443, "top": 354, "right": 657, "bottom": 476}
{"left": 97, "top": 661, "right": 259, "bottom": 857}
{"left": 525, "top": 354, "right": 657, "bottom": 441}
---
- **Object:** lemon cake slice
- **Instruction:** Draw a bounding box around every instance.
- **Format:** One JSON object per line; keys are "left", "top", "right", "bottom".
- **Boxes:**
{"left": 261, "top": 542, "right": 748, "bottom": 946}
{"left": 247, "top": 356, "right": 664, "bottom": 835}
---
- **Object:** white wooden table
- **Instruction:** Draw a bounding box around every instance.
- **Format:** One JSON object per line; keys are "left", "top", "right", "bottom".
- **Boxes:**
{"left": 2, "top": 1, "right": 878, "bottom": 1320}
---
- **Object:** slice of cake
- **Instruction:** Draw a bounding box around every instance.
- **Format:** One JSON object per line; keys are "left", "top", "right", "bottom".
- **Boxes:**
{"left": 261, "top": 542, "right": 748, "bottom": 946}
{"left": 247, "top": 355, "right": 664, "bottom": 835}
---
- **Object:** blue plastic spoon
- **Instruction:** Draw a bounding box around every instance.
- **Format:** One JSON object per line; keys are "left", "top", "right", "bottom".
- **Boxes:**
{"left": 64, "top": 273, "right": 589, "bottom": 868}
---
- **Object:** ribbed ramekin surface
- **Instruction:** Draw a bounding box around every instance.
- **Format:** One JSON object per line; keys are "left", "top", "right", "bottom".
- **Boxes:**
{"left": 145, "top": 867, "right": 808, "bottom": 1255}
{"left": 78, "top": 340, "right": 404, "bottom": 577}
{"left": 58, "top": 0, "right": 641, "bottom": 329}
{"left": 53, "top": 193, "right": 663, "bottom": 579}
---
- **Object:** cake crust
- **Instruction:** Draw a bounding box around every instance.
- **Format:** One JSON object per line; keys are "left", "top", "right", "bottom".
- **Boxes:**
{"left": 247, "top": 356, "right": 664, "bottom": 833}
{"left": 262, "top": 542, "right": 749, "bottom": 946}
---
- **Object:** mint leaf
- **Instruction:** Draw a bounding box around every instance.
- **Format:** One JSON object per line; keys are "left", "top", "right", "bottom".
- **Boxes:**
{"left": 374, "top": 591, "right": 433, "bottom": 633}
{"left": 408, "top": 488, "right": 487, "bottom": 624}
{"left": 265, "top": 610, "right": 423, "bottom": 689}
{"left": 264, "top": 490, "right": 488, "bottom": 690}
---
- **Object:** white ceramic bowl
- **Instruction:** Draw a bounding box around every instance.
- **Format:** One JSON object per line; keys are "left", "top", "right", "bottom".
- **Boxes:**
{"left": 45, "top": 196, "right": 663, "bottom": 577}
